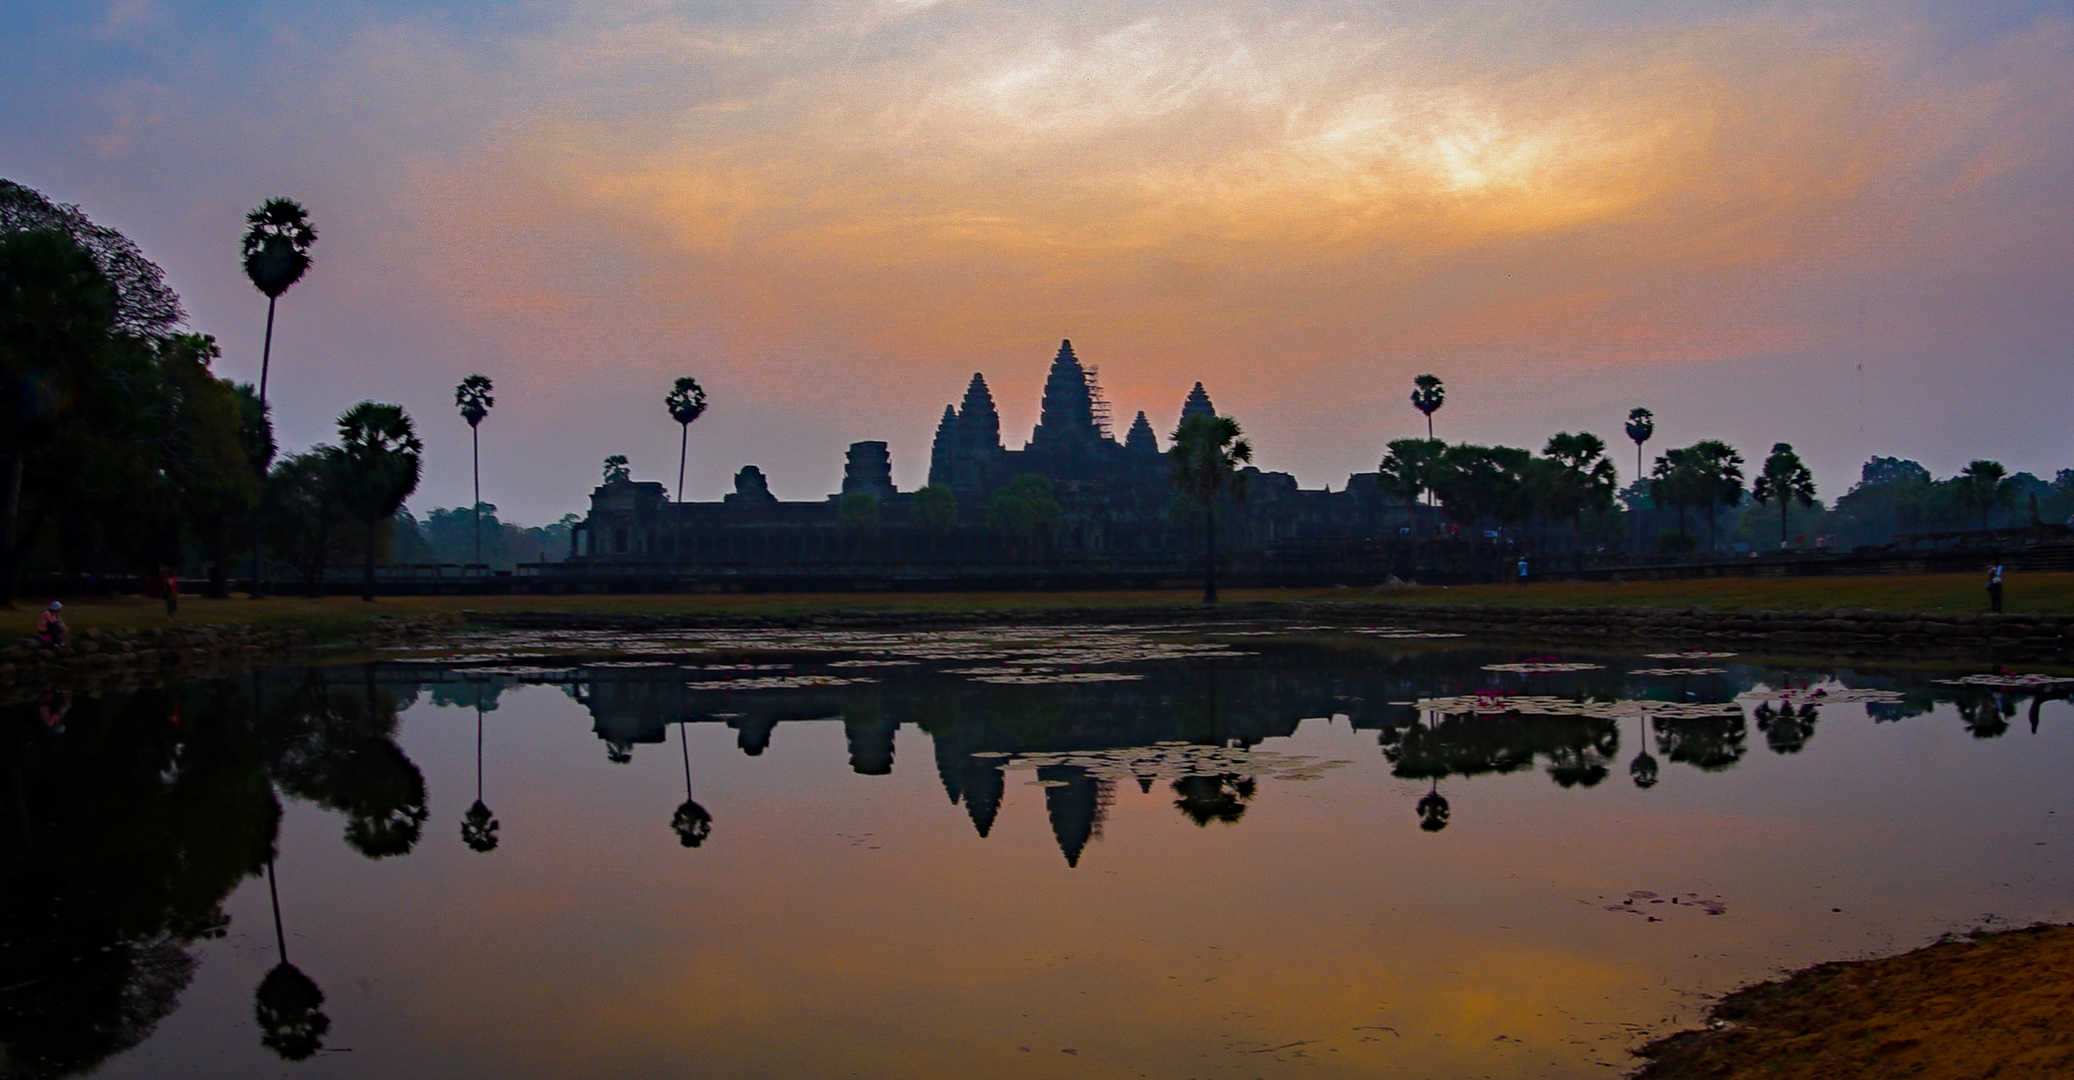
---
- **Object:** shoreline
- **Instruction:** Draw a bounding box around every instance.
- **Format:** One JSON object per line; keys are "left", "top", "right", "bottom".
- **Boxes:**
{"left": 1634, "top": 924, "right": 2074, "bottom": 1079}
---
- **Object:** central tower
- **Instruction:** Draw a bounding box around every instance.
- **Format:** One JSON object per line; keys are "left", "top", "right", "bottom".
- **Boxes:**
{"left": 1028, "top": 339, "right": 1101, "bottom": 450}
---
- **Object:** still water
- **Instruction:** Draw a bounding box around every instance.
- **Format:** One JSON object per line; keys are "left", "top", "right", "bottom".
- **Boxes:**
{"left": 5, "top": 622, "right": 2071, "bottom": 1079}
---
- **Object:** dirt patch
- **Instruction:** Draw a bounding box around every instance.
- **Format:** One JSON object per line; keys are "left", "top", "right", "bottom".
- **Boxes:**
{"left": 1635, "top": 924, "right": 2074, "bottom": 1080}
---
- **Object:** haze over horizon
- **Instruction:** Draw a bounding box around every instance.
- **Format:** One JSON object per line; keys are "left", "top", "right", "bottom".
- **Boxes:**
{"left": 6, "top": 0, "right": 2072, "bottom": 524}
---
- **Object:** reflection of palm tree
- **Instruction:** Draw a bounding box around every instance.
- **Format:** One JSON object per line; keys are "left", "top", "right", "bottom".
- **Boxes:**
{"left": 1962, "top": 693, "right": 2012, "bottom": 739}
{"left": 1754, "top": 701, "right": 1820, "bottom": 755}
{"left": 1415, "top": 780, "right": 1450, "bottom": 832}
{"left": 1171, "top": 774, "right": 1254, "bottom": 826}
{"left": 671, "top": 723, "right": 712, "bottom": 848}
{"left": 461, "top": 697, "right": 499, "bottom": 853}
{"left": 1629, "top": 716, "right": 1659, "bottom": 789}
{"left": 255, "top": 857, "right": 330, "bottom": 1061}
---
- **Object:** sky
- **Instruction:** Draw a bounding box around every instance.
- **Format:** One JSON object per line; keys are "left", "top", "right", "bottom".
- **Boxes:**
{"left": 5, "top": 0, "right": 2073, "bottom": 523}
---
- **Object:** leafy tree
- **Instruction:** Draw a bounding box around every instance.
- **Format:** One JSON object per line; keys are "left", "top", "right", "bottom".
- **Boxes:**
{"left": 239, "top": 198, "right": 316, "bottom": 598}
{"left": 454, "top": 374, "right": 493, "bottom": 567}
{"left": 1378, "top": 437, "right": 1445, "bottom": 569}
{"left": 1750, "top": 442, "right": 1817, "bottom": 546}
{"left": 986, "top": 473, "right": 1062, "bottom": 553}
{"left": 1953, "top": 459, "right": 2013, "bottom": 531}
{"left": 1409, "top": 373, "right": 1445, "bottom": 439}
{"left": 264, "top": 449, "right": 353, "bottom": 596}
{"left": 911, "top": 483, "right": 958, "bottom": 530}
{"left": 837, "top": 491, "right": 880, "bottom": 531}
{"left": 335, "top": 402, "right": 423, "bottom": 602}
{"left": 1429, "top": 443, "right": 1533, "bottom": 574}
{"left": 1167, "top": 414, "right": 1252, "bottom": 603}
{"left": 601, "top": 455, "right": 630, "bottom": 485}
{"left": 0, "top": 228, "right": 116, "bottom": 605}
{"left": 159, "top": 335, "right": 262, "bottom": 598}
{"left": 1624, "top": 407, "right": 1654, "bottom": 482}
{"left": 666, "top": 376, "right": 707, "bottom": 502}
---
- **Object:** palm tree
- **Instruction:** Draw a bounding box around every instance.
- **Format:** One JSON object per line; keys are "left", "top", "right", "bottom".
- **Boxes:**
{"left": 672, "top": 722, "right": 712, "bottom": 848}
{"left": 1750, "top": 442, "right": 1817, "bottom": 547}
{"left": 666, "top": 377, "right": 708, "bottom": 502}
{"left": 1651, "top": 441, "right": 1744, "bottom": 552}
{"left": 1624, "top": 408, "right": 1654, "bottom": 482}
{"left": 602, "top": 454, "right": 631, "bottom": 484}
{"left": 336, "top": 402, "right": 423, "bottom": 602}
{"left": 1954, "top": 459, "right": 2013, "bottom": 532}
{"left": 454, "top": 375, "right": 494, "bottom": 569}
{"left": 1410, "top": 374, "right": 1445, "bottom": 439}
{"left": 240, "top": 198, "right": 317, "bottom": 599}
{"left": 1540, "top": 432, "right": 1618, "bottom": 553}
{"left": 1168, "top": 413, "right": 1252, "bottom": 604}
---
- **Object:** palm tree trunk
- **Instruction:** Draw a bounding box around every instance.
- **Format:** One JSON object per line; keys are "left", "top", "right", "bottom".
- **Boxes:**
{"left": 676, "top": 423, "right": 689, "bottom": 503}
{"left": 361, "top": 519, "right": 377, "bottom": 602}
{"left": 1203, "top": 500, "right": 1218, "bottom": 604}
{"left": 1781, "top": 498, "right": 1790, "bottom": 546}
{"left": 471, "top": 424, "right": 482, "bottom": 569}
{"left": 2, "top": 451, "right": 20, "bottom": 608}
{"left": 249, "top": 296, "right": 277, "bottom": 600}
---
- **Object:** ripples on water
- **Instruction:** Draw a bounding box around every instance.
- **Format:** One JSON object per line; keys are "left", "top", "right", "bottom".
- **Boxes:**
{"left": 4, "top": 623, "right": 2070, "bottom": 1079}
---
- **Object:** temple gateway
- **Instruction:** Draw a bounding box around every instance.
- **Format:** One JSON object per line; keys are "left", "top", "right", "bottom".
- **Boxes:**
{"left": 569, "top": 340, "right": 1397, "bottom": 580}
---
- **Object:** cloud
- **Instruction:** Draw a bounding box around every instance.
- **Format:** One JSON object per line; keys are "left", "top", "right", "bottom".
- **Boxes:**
{"left": 10, "top": 0, "right": 2073, "bottom": 513}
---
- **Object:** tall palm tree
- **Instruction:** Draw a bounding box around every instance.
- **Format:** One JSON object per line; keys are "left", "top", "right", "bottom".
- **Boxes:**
{"left": 336, "top": 402, "right": 423, "bottom": 602}
{"left": 1168, "top": 413, "right": 1252, "bottom": 604}
{"left": 1624, "top": 408, "right": 1654, "bottom": 483}
{"left": 240, "top": 198, "right": 317, "bottom": 599}
{"left": 1954, "top": 459, "right": 2013, "bottom": 532}
{"left": 1750, "top": 442, "right": 1817, "bottom": 546}
{"left": 454, "top": 375, "right": 494, "bottom": 568}
{"left": 1410, "top": 374, "right": 1445, "bottom": 440}
{"left": 672, "top": 722, "right": 712, "bottom": 848}
{"left": 666, "top": 376, "right": 708, "bottom": 502}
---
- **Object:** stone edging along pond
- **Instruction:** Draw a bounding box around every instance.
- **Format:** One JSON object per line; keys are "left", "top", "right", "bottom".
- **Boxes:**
{"left": 467, "top": 601, "right": 2074, "bottom": 662}
{"left": 0, "top": 613, "right": 462, "bottom": 694}
{"left": 5, "top": 601, "right": 2062, "bottom": 693}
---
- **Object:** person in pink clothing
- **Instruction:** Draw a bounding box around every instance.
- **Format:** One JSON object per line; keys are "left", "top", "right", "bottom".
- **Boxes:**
{"left": 35, "top": 602, "right": 68, "bottom": 647}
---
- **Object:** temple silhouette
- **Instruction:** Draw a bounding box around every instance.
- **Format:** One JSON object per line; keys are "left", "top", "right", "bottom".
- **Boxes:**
{"left": 565, "top": 339, "right": 1398, "bottom": 579}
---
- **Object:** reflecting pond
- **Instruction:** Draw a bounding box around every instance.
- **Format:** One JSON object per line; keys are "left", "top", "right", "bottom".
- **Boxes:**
{"left": 4, "top": 622, "right": 2072, "bottom": 1079}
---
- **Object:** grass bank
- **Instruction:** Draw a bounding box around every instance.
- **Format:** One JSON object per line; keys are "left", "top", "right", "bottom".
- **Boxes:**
{"left": 4, "top": 571, "right": 2065, "bottom": 640}
{"left": 1635, "top": 923, "right": 2074, "bottom": 1079}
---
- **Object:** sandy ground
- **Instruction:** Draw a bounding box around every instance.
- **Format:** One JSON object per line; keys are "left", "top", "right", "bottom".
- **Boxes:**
{"left": 1634, "top": 924, "right": 2074, "bottom": 1079}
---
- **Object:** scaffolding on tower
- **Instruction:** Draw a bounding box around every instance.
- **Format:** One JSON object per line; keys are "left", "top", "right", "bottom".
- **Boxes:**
{"left": 1084, "top": 366, "right": 1113, "bottom": 440}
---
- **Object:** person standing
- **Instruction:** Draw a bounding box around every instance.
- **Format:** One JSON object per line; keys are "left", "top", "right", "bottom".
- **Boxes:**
{"left": 1517, "top": 556, "right": 1530, "bottom": 586}
{"left": 1987, "top": 561, "right": 2005, "bottom": 614}
{"left": 161, "top": 566, "right": 179, "bottom": 619}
